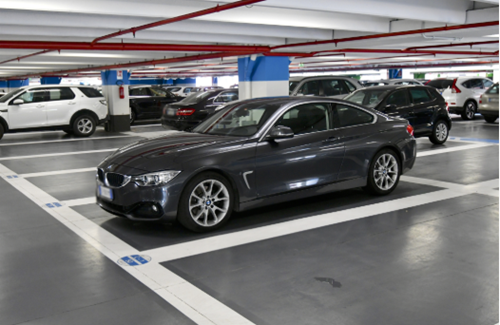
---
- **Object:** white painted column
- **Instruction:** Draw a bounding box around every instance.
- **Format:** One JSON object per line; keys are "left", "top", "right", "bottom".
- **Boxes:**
{"left": 101, "top": 70, "right": 130, "bottom": 132}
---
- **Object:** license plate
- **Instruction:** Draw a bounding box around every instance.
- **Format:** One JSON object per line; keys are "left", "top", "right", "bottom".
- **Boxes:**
{"left": 167, "top": 108, "right": 176, "bottom": 116}
{"left": 98, "top": 185, "right": 113, "bottom": 201}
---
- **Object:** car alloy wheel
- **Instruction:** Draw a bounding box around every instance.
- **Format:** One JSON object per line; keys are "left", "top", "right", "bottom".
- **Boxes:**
{"left": 188, "top": 179, "right": 230, "bottom": 227}
{"left": 77, "top": 118, "right": 94, "bottom": 134}
{"left": 462, "top": 101, "right": 476, "bottom": 120}
{"left": 373, "top": 154, "right": 398, "bottom": 191}
{"left": 429, "top": 120, "right": 449, "bottom": 145}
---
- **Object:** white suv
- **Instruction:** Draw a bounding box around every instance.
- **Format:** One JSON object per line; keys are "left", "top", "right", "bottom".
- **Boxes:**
{"left": 164, "top": 86, "right": 201, "bottom": 97}
{"left": 0, "top": 85, "right": 108, "bottom": 139}
{"left": 438, "top": 77, "right": 494, "bottom": 120}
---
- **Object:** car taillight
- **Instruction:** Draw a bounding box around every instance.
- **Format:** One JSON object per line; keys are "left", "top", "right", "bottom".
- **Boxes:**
{"left": 451, "top": 79, "right": 461, "bottom": 93}
{"left": 176, "top": 108, "right": 195, "bottom": 116}
{"left": 406, "top": 124, "right": 414, "bottom": 136}
{"left": 479, "top": 95, "right": 482, "bottom": 104}
{"left": 445, "top": 102, "right": 449, "bottom": 111}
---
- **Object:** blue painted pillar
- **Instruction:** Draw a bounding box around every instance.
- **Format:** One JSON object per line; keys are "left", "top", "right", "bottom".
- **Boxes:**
{"left": 0, "top": 80, "right": 7, "bottom": 93}
{"left": 238, "top": 55, "right": 290, "bottom": 99}
{"left": 101, "top": 70, "right": 130, "bottom": 132}
{"left": 6, "top": 79, "right": 29, "bottom": 92}
{"left": 40, "top": 77, "right": 62, "bottom": 85}
{"left": 388, "top": 69, "right": 402, "bottom": 79}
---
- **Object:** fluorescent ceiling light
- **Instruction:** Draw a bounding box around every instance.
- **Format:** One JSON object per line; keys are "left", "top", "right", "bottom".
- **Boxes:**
{"left": 484, "top": 34, "right": 499, "bottom": 38}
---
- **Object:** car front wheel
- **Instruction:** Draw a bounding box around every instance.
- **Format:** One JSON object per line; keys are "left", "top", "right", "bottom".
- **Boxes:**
{"left": 0, "top": 123, "right": 4, "bottom": 140}
{"left": 130, "top": 109, "right": 136, "bottom": 124}
{"left": 364, "top": 149, "right": 401, "bottom": 195}
{"left": 73, "top": 115, "right": 96, "bottom": 137}
{"left": 461, "top": 101, "right": 477, "bottom": 120}
{"left": 429, "top": 120, "right": 449, "bottom": 145}
{"left": 178, "top": 172, "right": 234, "bottom": 232}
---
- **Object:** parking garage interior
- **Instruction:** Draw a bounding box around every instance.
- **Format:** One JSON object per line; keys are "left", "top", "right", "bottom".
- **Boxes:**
{"left": 0, "top": 1, "right": 498, "bottom": 324}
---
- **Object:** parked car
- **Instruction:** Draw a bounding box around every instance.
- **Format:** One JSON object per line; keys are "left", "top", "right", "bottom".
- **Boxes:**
{"left": 479, "top": 82, "right": 499, "bottom": 123}
{"left": 162, "top": 88, "right": 238, "bottom": 130}
{"left": 164, "top": 86, "right": 201, "bottom": 98}
{"left": 96, "top": 97, "right": 416, "bottom": 232}
{"left": 289, "top": 76, "right": 362, "bottom": 98}
{"left": 344, "top": 85, "right": 451, "bottom": 144}
{"left": 129, "top": 85, "right": 182, "bottom": 124}
{"left": 429, "top": 77, "right": 494, "bottom": 120}
{"left": 0, "top": 85, "right": 107, "bottom": 139}
{"left": 0, "top": 91, "right": 6, "bottom": 98}
{"left": 201, "top": 86, "right": 223, "bottom": 91}
{"left": 361, "top": 79, "right": 423, "bottom": 87}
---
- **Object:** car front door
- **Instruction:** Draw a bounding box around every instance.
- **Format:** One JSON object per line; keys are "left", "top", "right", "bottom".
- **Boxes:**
{"left": 8, "top": 89, "right": 48, "bottom": 129}
{"left": 408, "top": 87, "right": 437, "bottom": 135}
{"left": 44, "top": 87, "right": 77, "bottom": 126}
{"left": 129, "top": 87, "right": 154, "bottom": 117}
{"left": 380, "top": 89, "right": 415, "bottom": 127}
{"left": 254, "top": 102, "right": 345, "bottom": 198}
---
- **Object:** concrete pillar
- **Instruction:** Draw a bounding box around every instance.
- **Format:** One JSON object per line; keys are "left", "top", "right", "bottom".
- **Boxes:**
{"left": 101, "top": 70, "right": 130, "bottom": 132}
{"left": 5, "top": 79, "right": 29, "bottom": 92}
{"left": 238, "top": 55, "right": 290, "bottom": 100}
{"left": 40, "top": 77, "right": 62, "bottom": 85}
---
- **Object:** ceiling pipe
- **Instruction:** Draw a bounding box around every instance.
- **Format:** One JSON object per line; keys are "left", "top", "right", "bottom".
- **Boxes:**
{"left": 271, "top": 20, "right": 499, "bottom": 50}
{"left": 0, "top": 40, "right": 271, "bottom": 52}
{"left": 405, "top": 40, "right": 499, "bottom": 51}
{"left": 92, "top": 0, "right": 265, "bottom": 44}
{"left": 0, "top": 49, "right": 54, "bottom": 65}
{"left": 309, "top": 48, "right": 498, "bottom": 56}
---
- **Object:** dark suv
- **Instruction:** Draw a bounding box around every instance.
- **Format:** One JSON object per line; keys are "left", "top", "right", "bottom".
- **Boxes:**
{"left": 129, "top": 86, "right": 182, "bottom": 124}
{"left": 345, "top": 85, "right": 451, "bottom": 144}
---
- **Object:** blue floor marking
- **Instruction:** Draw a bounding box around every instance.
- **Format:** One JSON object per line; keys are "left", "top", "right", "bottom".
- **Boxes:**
{"left": 449, "top": 137, "right": 499, "bottom": 144}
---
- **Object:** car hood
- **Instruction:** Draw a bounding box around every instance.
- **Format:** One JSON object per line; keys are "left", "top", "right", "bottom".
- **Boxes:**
{"left": 99, "top": 131, "right": 242, "bottom": 174}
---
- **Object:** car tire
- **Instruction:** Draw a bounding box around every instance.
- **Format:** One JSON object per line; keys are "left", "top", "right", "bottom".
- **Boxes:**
{"left": 461, "top": 100, "right": 477, "bottom": 120}
{"left": 363, "top": 149, "right": 401, "bottom": 196}
{"left": 484, "top": 115, "right": 498, "bottom": 123}
{"left": 0, "top": 123, "right": 4, "bottom": 140}
{"left": 429, "top": 120, "right": 449, "bottom": 145}
{"left": 63, "top": 130, "right": 74, "bottom": 135}
{"left": 72, "top": 115, "right": 96, "bottom": 137}
{"left": 130, "top": 109, "right": 136, "bottom": 125}
{"left": 177, "top": 172, "right": 234, "bottom": 232}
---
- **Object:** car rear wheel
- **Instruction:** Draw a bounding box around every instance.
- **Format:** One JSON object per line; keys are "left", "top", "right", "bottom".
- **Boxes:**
{"left": 130, "top": 109, "right": 136, "bottom": 125}
{"left": 461, "top": 101, "right": 477, "bottom": 120}
{"left": 178, "top": 172, "right": 234, "bottom": 232}
{"left": 72, "top": 115, "right": 96, "bottom": 137}
{"left": 429, "top": 120, "right": 449, "bottom": 145}
{"left": 484, "top": 115, "right": 498, "bottom": 123}
{"left": 0, "top": 123, "right": 4, "bottom": 140}
{"left": 364, "top": 149, "right": 401, "bottom": 195}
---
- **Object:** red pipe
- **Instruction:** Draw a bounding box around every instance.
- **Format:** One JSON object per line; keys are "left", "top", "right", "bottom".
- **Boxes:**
{"left": 92, "top": 0, "right": 265, "bottom": 43}
{"left": 0, "top": 40, "right": 270, "bottom": 52}
{"left": 0, "top": 49, "right": 54, "bottom": 65}
{"left": 309, "top": 48, "right": 498, "bottom": 56}
{"left": 271, "top": 21, "right": 499, "bottom": 50}
{"left": 405, "top": 40, "right": 499, "bottom": 50}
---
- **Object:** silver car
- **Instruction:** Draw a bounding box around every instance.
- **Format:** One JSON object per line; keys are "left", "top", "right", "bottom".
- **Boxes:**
{"left": 289, "top": 76, "right": 362, "bottom": 99}
{"left": 479, "top": 83, "right": 499, "bottom": 123}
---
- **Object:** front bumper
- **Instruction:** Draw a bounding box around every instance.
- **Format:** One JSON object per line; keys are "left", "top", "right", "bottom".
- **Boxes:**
{"left": 401, "top": 138, "right": 417, "bottom": 174}
{"left": 95, "top": 179, "right": 181, "bottom": 223}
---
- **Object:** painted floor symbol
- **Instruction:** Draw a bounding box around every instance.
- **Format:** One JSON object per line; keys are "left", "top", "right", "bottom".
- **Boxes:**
{"left": 118, "top": 255, "right": 152, "bottom": 266}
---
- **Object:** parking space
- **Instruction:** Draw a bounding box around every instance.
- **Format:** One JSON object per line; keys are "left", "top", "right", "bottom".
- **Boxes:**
{"left": 0, "top": 118, "right": 497, "bottom": 324}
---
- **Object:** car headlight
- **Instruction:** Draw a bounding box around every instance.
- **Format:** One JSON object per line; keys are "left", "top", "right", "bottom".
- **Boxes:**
{"left": 100, "top": 99, "right": 107, "bottom": 106}
{"left": 133, "top": 170, "right": 180, "bottom": 186}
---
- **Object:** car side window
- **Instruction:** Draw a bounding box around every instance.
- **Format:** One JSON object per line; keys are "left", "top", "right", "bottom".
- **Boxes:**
{"left": 322, "top": 80, "right": 348, "bottom": 96}
{"left": 386, "top": 90, "right": 409, "bottom": 107}
{"left": 130, "top": 88, "right": 149, "bottom": 96}
{"left": 46, "top": 88, "right": 75, "bottom": 101}
{"left": 216, "top": 91, "right": 238, "bottom": 103}
{"left": 463, "top": 79, "right": 484, "bottom": 89}
{"left": 486, "top": 84, "right": 499, "bottom": 94}
{"left": 274, "top": 103, "right": 330, "bottom": 135}
{"left": 483, "top": 79, "right": 494, "bottom": 89}
{"left": 183, "top": 88, "right": 192, "bottom": 94}
{"left": 409, "top": 88, "right": 432, "bottom": 104}
{"left": 13, "top": 89, "right": 47, "bottom": 104}
{"left": 333, "top": 104, "right": 374, "bottom": 128}
{"left": 297, "top": 80, "right": 320, "bottom": 96}
{"left": 343, "top": 80, "right": 357, "bottom": 93}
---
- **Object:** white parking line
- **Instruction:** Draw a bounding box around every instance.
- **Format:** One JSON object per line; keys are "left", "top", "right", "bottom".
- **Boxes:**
{"left": 21, "top": 167, "right": 96, "bottom": 178}
{"left": 63, "top": 197, "right": 96, "bottom": 207}
{"left": 0, "top": 135, "right": 136, "bottom": 147}
{"left": 0, "top": 148, "right": 117, "bottom": 161}
{"left": 0, "top": 163, "right": 255, "bottom": 325}
{"left": 417, "top": 142, "right": 492, "bottom": 157}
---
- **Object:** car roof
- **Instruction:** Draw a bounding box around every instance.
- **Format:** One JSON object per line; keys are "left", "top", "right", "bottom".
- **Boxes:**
{"left": 289, "top": 75, "right": 359, "bottom": 82}
{"left": 22, "top": 85, "right": 96, "bottom": 89}
{"left": 354, "top": 85, "right": 428, "bottom": 90}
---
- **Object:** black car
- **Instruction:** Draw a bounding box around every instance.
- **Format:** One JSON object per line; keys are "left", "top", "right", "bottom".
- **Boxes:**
{"left": 96, "top": 97, "right": 416, "bottom": 232}
{"left": 344, "top": 85, "right": 451, "bottom": 144}
{"left": 129, "top": 86, "right": 182, "bottom": 124}
{"left": 161, "top": 88, "right": 239, "bottom": 130}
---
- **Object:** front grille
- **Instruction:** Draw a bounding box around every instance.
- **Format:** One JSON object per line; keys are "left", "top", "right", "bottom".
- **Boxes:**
{"left": 106, "top": 172, "right": 127, "bottom": 187}
{"left": 97, "top": 168, "right": 105, "bottom": 182}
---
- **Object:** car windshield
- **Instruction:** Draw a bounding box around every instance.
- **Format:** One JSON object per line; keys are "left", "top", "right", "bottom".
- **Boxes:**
{"left": 192, "top": 102, "right": 281, "bottom": 137}
{"left": 289, "top": 81, "right": 299, "bottom": 93}
{"left": 344, "top": 89, "right": 391, "bottom": 108}
{"left": 0, "top": 88, "right": 24, "bottom": 103}
{"left": 180, "top": 91, "right": 214, "bottom": 104}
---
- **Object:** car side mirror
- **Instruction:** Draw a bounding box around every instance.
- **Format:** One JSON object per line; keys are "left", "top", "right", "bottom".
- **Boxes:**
{"left": 385, "top": 104, "right": 397, "bottom": 112}
{"left": 12, "top": 99, "right": 24, "bottom": 105}
{"left": 266, "top": 125, "right": 294, "bottom": 140}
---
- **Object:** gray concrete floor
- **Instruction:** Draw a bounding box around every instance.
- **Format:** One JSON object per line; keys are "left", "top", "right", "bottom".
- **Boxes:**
{"left": 0, "top": 116, "right": 497, "bottom": 325}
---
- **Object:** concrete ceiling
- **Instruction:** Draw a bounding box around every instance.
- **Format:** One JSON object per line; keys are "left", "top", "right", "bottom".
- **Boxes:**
{"left": 0, "top": 0, "right": 497, "bottom": 79}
